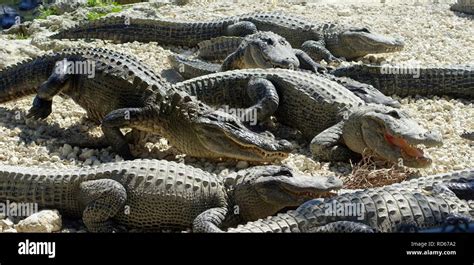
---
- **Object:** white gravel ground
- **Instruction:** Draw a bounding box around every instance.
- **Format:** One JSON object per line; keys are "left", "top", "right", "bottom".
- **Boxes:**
{"left": 0, "top": 0, "right": 472, "bottom": 231}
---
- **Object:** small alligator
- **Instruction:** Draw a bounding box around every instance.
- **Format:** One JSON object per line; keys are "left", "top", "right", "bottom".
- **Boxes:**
{"left": 0, "top": 48, "right": 292, "bottom": 162}
{"left": 170, "top": 31, "right": 325, "bottom": 78}
{"left": 451, "top": 0, "right": 474, "bottom": 15}
{"left": 169, "top": 31, "right": 400, "bottom": 107}
{"left": 172, "top": 68, "right": 442, "bottom": 168}
{"left": 331, "top": 64, "right": 474, "bottom": 99}
{"left": 51, "top": 11, "right": 405, "bottom": 63}
{"left": 206, "top": 168, "right": 474, "bottom": 233}
{"left": 0, "top": 159, "right": 343, "bottom": 232}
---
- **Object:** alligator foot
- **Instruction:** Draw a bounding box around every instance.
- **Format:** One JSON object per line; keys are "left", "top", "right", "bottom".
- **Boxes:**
{"left": 193, "top": 207, "right": 228, "bottom": 233}
{"left": 79, "top": 179, "right": 127, "bottom": 233}
{"left": 293, "top": 49, "right": 327, "bottom": 73}
{"left": 301, "top": 40, "right": 343, "bottom": 65}
{"left": 244, "top": 77, "right": 280, "bottom": 122}
{"left": 102, "top": 107, "right": 152, "bottom": 160}
{"left": 310, "top": 121, "right": 360, "bottom": 162}
{"left": 26, "top": 62, "right": 71, "bottom": 119}
{"left": 225, "top": 21, "right": 258, "bottom": 37}
{"left": 26, "top": 96, "right": 52, "bottom": 120}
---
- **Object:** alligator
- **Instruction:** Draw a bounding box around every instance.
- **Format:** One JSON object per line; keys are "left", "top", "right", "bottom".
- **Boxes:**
{"left": 51, "top": 11, "right": 405, "bottom": 63}
{"left": 170, "top": 31, "right": 326, "bottom": 78}
{"left": 331, "top": 64, "right": 474, "bottom": 99}
{"left": 172, "top": 68, "right": 442, "bottom": 168}
{"left": 169, "top": 31, "right": 400, "bottom": 107}
{"left": 0, "top": 47, "right": 292, "bottom": 162}
{"left": 0, "top": 159, "right": 343, "bottom": 232}
{"left": 200, "top": 168, "right": 474, "bottom": 232}
{"left": 451, "top": 0, "right": 474, "bottom": 15}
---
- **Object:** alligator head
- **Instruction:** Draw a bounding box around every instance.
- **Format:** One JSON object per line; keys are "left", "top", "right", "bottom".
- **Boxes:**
{"left": 231, "top": 165, "right": 342, "bottom": 220}
{"left": 327, "top": 27, "right": 405, "bottom": 60}
{"left": 342, "top": 105, "right": 443, "bottom": 168}
{"left": 240, "top": 31, "right": 300, "bottom": 69}
{"left": 168, "top": 92, "right": 293, "bottom": 162}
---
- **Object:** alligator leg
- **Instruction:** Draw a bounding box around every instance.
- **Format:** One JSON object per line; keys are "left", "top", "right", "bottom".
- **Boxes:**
{"left": 225, "top": 21, "right": 258, "bottom": 37}
{"left": 310, "top": 121, "right": 359, "bottom": 162}
{"left": 243, "top": 78, "right": 280, "bottom": 123}
{"left": 293, "top": 49, "right": 326, "bottom": 73}
{"left": 78, "top": 179, "right": 127, "bottom": 232}
{"left": 301, "top": 40, "right": 343, "bottom": 64}
{"left": 310, "top": 221, "right": 375, "bottom": 233}
{"left": 101, "top": 107, "right": 156, "bottom": 159}
{"left": 26, "top": 64, "right": 70, "bottom": 119}
{"left": 192, "top": 207, "right": 231, "bottom": 233}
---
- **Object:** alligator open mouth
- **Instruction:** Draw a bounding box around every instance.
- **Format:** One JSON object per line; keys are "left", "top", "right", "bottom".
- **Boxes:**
{"left": 223, "top": 129, "right": 292, "bottom": 160}
{"left": 384, "top": 131, "right": 431, "bottom": 165}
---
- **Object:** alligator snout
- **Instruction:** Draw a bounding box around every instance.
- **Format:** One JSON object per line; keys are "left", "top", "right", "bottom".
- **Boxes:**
{"left": 420, "top": 130, "right": 443, "bottom": 147}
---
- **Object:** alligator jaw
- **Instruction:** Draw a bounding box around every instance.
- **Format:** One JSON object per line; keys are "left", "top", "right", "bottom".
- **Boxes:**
{"left": 357, "top": 106, "right": 443, "bottom": 168}
{"left": 235, "top": 166, "right": 343, "bottom": 220}
{"left": 334, "top": 29, "right": 405, "bottom": 59}
{"left": 193, "top": 110, "right": 293, "bottom": 162}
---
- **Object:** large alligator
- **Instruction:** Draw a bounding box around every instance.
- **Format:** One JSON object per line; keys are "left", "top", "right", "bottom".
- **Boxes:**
{"left": 0, "top": 47, "right": 292, "bottom": 162}
{"left": 51, "top": 11, "right": 404, "bottom": 63}
{"left": 172, "top": 68, "right": 442, "bottom": 168}
{"left": 169, "top": 31, "right": 400, "bottom": 107}
{"left": 331, "top": 64, "right": 474, "bottom": 99}
{"left": 197, "top": 168, "right": 474, "bottom": 232}
{"left": 0, "top": 159, "right": 342, "bottom": 232}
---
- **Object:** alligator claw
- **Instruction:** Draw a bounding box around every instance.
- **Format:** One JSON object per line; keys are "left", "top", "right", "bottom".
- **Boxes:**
{"left": 26, "top": 96, "right": 52, "bottom": 120}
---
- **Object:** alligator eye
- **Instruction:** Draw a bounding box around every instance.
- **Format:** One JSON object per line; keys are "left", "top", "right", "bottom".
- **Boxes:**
{"left": 387, "top": 110, "right": 401, "bottom": 119}
{"left": 264, "top": 38, "right": 275, "bottom": 45}
{"left": 358, "top": 27, "right": 371, "bottom": 33}
{"left": 351, "top": 87, "right": 368, "bottom": 94}
{"left": 279, "top": 39, "right": 289, "bottom": 45}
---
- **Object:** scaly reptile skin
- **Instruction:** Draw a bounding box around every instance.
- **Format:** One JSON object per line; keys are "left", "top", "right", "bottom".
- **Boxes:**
{"left": 0, "top": 47, "right": 292, "bottom": 162}
{"left": 170, "top": 31, "right": 399, "bottom": 107}
{"left": 451, "top": 0, "right": 474, "bottom": 15}
{"left": 52, "top": 11, "right": 404, "bottom": 62}
{"left": 0, "top": 159, "right": 343, "bottom": 232}
{"left": 331, "top": 64, "right": 474, "bottom": 99}
{"left": 172, "top": 68, "right": 442, "bottom": 167}
{"left": 223, "top": 168, "right": 474, "bottom": 233}
{"left": 197, "top": 36, "right": 245, "bottom": 61}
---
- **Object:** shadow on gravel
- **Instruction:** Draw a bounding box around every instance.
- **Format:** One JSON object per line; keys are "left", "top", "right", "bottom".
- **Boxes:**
{"left": 0, "top": 105, "right": 110, "bottom": 153}
{"left": 451, "top": 10, "right": 474, "bottom": 20}
{"left": 0, "top": 106, "right": 180, "bottom": 162}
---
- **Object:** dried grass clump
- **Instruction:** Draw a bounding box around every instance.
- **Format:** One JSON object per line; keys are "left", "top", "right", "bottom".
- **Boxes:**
{"left": 342, "top": 150, "right": 420, "bottom": 189}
